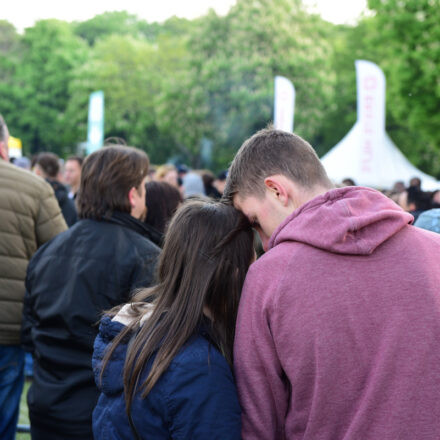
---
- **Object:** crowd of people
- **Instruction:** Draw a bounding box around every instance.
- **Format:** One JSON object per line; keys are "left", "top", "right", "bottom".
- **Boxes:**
{"left": 1, "top": 111, "right": 440, "bottom": 440}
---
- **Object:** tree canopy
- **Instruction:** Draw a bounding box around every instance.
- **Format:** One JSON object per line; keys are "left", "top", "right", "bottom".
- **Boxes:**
{"left": 0, "top": 0, "right": 439, "bottom": 176}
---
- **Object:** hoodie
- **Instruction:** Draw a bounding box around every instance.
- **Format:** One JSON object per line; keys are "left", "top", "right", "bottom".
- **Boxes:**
{"left": 234, "top": 186, "right": 440, "bottom": 440}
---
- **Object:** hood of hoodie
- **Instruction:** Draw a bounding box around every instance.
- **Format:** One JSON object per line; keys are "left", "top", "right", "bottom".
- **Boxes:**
{"left": 268, "top": 186, "right": 413, "bottom": 255}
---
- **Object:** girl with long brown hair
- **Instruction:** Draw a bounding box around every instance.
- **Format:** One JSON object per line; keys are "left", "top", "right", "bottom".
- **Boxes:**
{"left": 92, "top": 199, "right": 255, "bottom": 439}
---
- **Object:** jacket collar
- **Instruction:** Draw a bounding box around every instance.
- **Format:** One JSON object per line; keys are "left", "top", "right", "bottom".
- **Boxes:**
{"left": 104, "top": 211, "right": 157, "bottom": 242}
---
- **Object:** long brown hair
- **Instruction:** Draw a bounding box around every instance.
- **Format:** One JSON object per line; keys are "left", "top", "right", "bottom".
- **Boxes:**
{"left": 144, "top": 181, "right": 182, "bottom": 234}
{"left": 101, "top": 199, "right": 254, "bottom": 418}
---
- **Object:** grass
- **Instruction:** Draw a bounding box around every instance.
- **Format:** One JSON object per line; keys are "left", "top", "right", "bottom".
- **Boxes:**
{"left": 17, "top": 380, "right": 31, "bottom": 440}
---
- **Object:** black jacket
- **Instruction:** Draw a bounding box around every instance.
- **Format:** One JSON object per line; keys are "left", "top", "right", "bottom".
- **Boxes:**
{"left": 143, "top": 222, "right": 164, "bottom": 248}
{"left": 21, "top": 213, "right": 160, "bottom": 437}
{"left": 47, "top": 179, "right": 78, "bottom": 227}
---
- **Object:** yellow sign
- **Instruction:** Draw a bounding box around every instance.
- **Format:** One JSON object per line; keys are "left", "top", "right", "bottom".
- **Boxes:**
{"left": 9, "top": 136, "right": 22, "bottom": 158}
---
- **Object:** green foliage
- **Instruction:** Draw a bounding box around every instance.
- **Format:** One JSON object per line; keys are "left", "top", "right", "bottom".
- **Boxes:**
{"left": 367, "top": 0, "right": 440, "bottom": 176}
{"left": 0, "top": 20, "right": 20, "bottom": 54}
{"left": 160, "top": 0, "right": 337, "bottom": 169}
{"left": 0, "top": 1, "right": 438, "bottom": 177}
{"left": 73, "top": 12, "right": 194, "bottom": 46}
{"left": 0, "top": 21, "right": 22, "bottom": 138}
{"left": 11, "top": 20, "right": 88, "bottom": 155}
{"left": 315, "top": 18, "right": 380, "bottom": 156}
{"left": 66, "top": 33, "right": 186, "bottom": 163}
{"left": 73, "top": 11, "right": 153, "bottom": 45}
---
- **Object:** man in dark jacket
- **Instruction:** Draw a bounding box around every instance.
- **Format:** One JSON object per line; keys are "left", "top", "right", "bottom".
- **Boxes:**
{"left": 34, "top": 152, "right": 78, "bottom": 226}
{"left": 64, "top": 156, "right": 83, "bottom": 200}
{"left": 22, "top": 145, "right": 160, "bottom": 440}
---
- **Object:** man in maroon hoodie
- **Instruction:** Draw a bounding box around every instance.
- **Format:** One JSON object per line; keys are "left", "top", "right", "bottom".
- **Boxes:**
{"left": 224, "top": 128, "right": 440, "bottom": 440}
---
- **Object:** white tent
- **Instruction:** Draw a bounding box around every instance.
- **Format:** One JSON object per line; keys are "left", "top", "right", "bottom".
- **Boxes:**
{"left": 321, "top": 122, "right": 440, "bottom": 190}
{"left": 321, "top": 61, "right": 440, "bottom": 191}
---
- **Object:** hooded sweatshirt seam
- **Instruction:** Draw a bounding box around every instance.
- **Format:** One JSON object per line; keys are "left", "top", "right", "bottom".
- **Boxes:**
{"left": 340, "top": 199, "right": 372, "bottom": 255}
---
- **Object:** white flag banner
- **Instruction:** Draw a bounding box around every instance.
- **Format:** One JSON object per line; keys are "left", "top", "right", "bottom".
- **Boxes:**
{"left": 274, "top": 76, "right": 295, "bottom": 132}
{"left": 322, "top": 60, "right": 440, "bottom": 190}
{"left": 355, "top": 60, "right": 386, "bottom": 175}
{"left": 87, "top": 91, "right": 105, "bottom": 154}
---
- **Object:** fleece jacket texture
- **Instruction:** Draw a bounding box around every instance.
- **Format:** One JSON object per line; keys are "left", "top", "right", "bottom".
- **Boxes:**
{"left": 234, "top": 186, "right": 440, "bottom": 440}
{"left": 0, "top": 159, "right": 66, "bottom": 345}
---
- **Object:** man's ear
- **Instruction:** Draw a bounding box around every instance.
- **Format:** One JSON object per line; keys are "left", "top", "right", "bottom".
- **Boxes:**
{"left": 34, "top": 164, "right": 44, "bottom": 177}
{"left": 0, "top": 141, "right": 8, "bottom": 161}
{"left": 128, "top": 187, "right": 137, "bottom": 208}
{"left": 264, "top": 175, "right": 289, "bottom": 206}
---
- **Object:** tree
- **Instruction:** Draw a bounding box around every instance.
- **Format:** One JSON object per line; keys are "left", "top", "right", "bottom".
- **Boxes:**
{"left": 314, "top": 17, "right": 381, "bottom": 157}
{"left": 367, "top": 0, "right": 440, "bottom": 176}
{"left": 74, "top": 11, "right": 148, "bottom": 45}
{"left": 13, "top": 20, "right": 88, "bottom": 155}
{"left": 159, "top": 0, "right": 337, "bottom": 169}
{"left": 0, "top": 20, "right": 20, "bottom": 54}
{"left": 66, "top": 32, "right": 187, "bottom": 163}
{"left": 3, "top": 3, "right": 437, "bottom": 176}
{"left": 0, "top": 21, "right": 22, "bottom": 139}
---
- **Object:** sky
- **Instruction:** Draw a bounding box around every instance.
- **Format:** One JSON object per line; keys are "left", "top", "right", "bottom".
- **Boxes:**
{"left": 4, "top": 0, "right": 369, "bottom": 32}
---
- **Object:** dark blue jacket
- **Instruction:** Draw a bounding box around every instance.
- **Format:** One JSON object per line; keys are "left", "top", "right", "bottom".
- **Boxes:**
{"left": 92, "top": 316, "right": 241, "bottom": 439}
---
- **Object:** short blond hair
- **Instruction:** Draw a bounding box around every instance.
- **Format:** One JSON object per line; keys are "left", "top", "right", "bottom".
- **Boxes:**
{"left": 155, "top": 164, "right": 177, "bottom": 180}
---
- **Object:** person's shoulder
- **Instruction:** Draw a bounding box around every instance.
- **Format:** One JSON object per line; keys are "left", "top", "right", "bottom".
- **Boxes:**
{"left": 159, "top": 336, "right": 235, "bottom": 411}
{"left": 245, "top": 244, "right": 292, "bottom": 289}
{"left": 171, "top": 335, "right": 230, "bottom": 374}
{"left": 413, "top": 210, "right": 440, "bottom": 237}
{"left": 239, "top": 242, "right": 307, "bottom": 316}
{"left": 124, "top": 227, "right": 161, "bottom": 255}
{"left": 27, "top": 224, "right": 72, "bottom": 263}
{"left": 76, "top": 218, "right": 126, "bottom": 240}
{"left": 29, "top": 219, "right": 93, "bottom": 262}
{"left": 146, "top": 335, "right": 240, "bottom": 439}
{"left": 0, "top": 160, "right": 53, "bottom": 197}
{"left": 94, "top": 316, "right": 127, "bottom": 361}
{"left": 93, "top": 316, "right": 127, "bottom": 395}
{"left": 408, "top": 223, "right": 440, "bottom": 247}
{"left": 251, "top": 246, "right": 281, "bottom": 270}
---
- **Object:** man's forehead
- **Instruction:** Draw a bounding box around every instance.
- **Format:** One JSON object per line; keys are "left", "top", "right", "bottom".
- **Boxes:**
{"left": 233, "top": 193, "right": 259, "bottom": 214}
{"left": 66, "top": 160, "right": 80, "bottom": 169}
